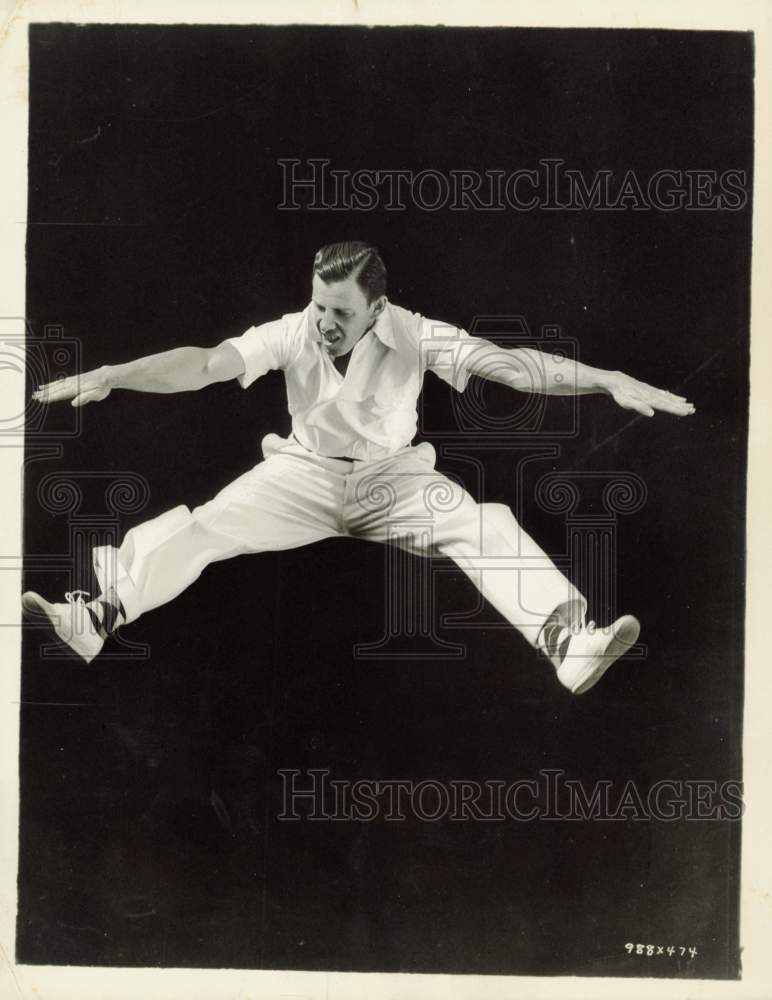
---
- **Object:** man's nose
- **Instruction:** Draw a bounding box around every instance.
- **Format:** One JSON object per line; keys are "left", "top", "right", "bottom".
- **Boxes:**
{"left": 319, "top": 316, "right": 337, "bottom": 333}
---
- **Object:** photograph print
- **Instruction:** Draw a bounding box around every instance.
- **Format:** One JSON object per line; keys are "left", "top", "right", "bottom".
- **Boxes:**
{"left": 18, "top": 19, "right": 751, "bottom": 981}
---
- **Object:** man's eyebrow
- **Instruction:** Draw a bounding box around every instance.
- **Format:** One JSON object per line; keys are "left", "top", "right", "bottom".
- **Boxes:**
{"left": 313, "top": 301, "right": 354, "bottom": 314}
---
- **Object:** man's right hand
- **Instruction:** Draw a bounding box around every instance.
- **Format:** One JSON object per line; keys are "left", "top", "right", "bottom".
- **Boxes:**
{"left": 33, "top": 366, "right": 113, "bottom": 407}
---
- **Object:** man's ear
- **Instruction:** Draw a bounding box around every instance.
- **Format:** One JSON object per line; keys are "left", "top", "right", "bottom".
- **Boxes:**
{"left": 370, "top": 295, "right": 387, "bottom": 318}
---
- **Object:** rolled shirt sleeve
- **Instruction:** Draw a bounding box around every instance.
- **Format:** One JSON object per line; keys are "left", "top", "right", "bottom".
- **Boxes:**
{"left": 416, "top": 315, "right": 481, "bottom": 393}
{"left": 225, "top": 314, "right": 303, "bottom": 389}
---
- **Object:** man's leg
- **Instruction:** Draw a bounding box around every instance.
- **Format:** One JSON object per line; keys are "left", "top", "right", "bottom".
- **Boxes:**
{"left": 23, "top": 448, "right": 346, "bottom": 660}
{"left": 344, "top": 445, "right": 637, "bottom": 694}
{"left": 346, "top": 447, "right": 584, "bottom": 647}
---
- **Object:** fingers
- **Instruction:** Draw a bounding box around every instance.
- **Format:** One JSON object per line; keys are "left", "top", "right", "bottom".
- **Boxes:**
{"left": 619, "top": 378, "right": 696, "bottom": 416}
{"left": 634, "top": 398, "right": 693, "bottom": 417}
{"left": 651, "top": 396, "right": 695, "bottom": 416}
{"left": 613, "top": 391, "right": 653, "bottom": 417}
{"left": 644, "top": 383, "right": 689, "bottom": 403}
{"left": 32, "top": 372, "right": 104, "bottom": 405}
{"left": 33, "top": 377, "right": 80, "bottom": 404}
{"left": 72, "top": 386, "right": 110, "bottom": 407}
{"left": 614, "top": 389, "right": 693, "bottom": 418}
{"left": 654, "top": 390, "right": 695, "bottom": 413}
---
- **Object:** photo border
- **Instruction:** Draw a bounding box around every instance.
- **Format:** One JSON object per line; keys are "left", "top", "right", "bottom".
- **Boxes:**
{"left": 1, "top": 1, "right": 768, "bottom": 997}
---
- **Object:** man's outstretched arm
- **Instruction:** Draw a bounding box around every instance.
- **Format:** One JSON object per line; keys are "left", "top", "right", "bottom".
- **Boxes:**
{"left": 32, "top": 341, "right": 246, "bottom": 407}
{"left": 464, "top": 342, "right": 695, "bottom": 418}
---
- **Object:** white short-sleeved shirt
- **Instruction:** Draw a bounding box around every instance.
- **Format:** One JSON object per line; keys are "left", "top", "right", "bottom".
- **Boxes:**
{"left": 226, "top": 301, "right": 480, "bottom": 461}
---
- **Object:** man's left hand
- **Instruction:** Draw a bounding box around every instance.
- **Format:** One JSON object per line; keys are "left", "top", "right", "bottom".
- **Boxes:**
{"left": 604, "top": 371, "right": 695, "bottom": 417}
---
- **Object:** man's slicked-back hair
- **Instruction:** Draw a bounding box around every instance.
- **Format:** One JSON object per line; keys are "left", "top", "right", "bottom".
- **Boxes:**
{"left": 312, "top": 241, "right": 387, "bottom": 304}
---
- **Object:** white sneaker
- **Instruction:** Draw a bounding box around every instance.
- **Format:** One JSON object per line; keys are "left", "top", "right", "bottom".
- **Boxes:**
{"left": 554, "top": 615, "right": 640, "bottom": 695}
{"left": 22, "top": 589, "right": 105, "bottom": 663}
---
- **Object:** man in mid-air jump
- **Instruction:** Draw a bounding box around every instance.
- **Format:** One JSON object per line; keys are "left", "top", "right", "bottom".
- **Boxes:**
{"left": 24, "top": 241, "right": 694, "bottom": 694}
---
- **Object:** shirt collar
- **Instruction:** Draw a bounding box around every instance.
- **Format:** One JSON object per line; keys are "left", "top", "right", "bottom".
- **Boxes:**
{"left": 306, "top": 300, "right": 397, "bottom": 350}
{"left": 371, "top": 303, "right": 396, "bottom": 349}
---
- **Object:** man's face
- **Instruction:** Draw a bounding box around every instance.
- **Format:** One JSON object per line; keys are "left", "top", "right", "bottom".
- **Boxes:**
{"left": 311, "top": 273, "right": 385, "bottom": 358}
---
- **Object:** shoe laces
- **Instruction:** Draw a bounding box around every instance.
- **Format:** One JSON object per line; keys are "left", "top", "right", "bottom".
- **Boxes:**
{"left": 558, "top": 618, "right": 596, "bottom": 646}
{"left": 65, "top": 590, "right": 92, "bottom": 605}
{"left": 571, "top": 619, "right": 596, "bottom": 636}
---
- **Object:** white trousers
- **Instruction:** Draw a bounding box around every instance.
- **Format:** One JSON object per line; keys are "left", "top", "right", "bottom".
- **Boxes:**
{"left": 93, "top": 435, "right": 587, "bottom": 648}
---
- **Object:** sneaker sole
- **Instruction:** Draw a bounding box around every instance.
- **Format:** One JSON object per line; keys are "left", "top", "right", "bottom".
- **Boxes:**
{"left": 571, "top": 615, "right": 641, "bottom": 695}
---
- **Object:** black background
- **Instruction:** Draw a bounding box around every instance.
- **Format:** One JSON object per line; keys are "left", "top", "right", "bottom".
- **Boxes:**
{"left": 20, "top": 24, "right": 751, "bottom": 978}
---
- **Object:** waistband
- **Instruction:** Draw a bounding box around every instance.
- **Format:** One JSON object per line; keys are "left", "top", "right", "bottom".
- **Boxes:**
{"left": 293, "top": 433, "right": 354, "bottom": 462}
{"left": 261, "top": 433, "right": 436, "bottom": 476}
